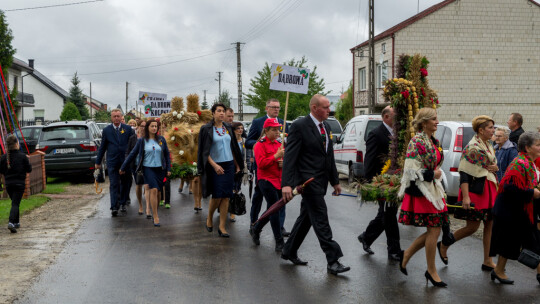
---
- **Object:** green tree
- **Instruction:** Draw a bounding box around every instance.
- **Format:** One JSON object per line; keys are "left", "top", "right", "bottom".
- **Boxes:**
{"left": 201, "top": 99, "right": 209, "bottom": 110}
{"left": 0, "top": 10, "right": 17, "bottom": 132}
{"left": 334, "top": 81, "right": 354, "bottom": 126}
{"left": 214, "top": 90, "right": 231, "bottom": 107}
{"left": 93, "top": 109, "right": 110, "bottom": 122}
{"left": 60, "top": 102, "right": 82, "bottom": 121}
{"left": 66, "top": 72, "right": 89, "bottom": 120}
{"left": 244, "top": 57, "right": 329, "bottom": 121}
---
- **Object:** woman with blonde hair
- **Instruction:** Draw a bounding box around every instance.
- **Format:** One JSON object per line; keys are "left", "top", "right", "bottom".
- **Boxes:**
{"left": 397, "top": 107, "right": 449, "bottom": 287}
{"left": 438, "top": 115, "right": 498, "bottom": 271}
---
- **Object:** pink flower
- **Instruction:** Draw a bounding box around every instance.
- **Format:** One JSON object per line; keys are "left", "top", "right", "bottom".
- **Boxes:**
{"left": 416, "top": 142, "right": 427, "bottom": 155}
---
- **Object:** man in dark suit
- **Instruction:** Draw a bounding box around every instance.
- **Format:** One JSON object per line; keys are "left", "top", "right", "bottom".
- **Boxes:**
{"left": 357, "top": 106, "right": 402, "bottom": 260}
{"left": 281, "top": 94, "right": 350, "bottom": 275}
{"left": 96, "top": 109, "right": 135, "bottom": 216}
{"left": 246, "top": 98, "right": 289, "bottom": 236}
{"left": 507, "top": 112, "right": 524, "bottom": 145}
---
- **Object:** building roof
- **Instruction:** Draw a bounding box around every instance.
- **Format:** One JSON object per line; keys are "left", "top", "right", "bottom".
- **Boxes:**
{"left": 228, "top": 98, "right": 259, "bottom": 114}
{"left": 351, "top": 0, "right": 540, "bottom": 52}
{"left": 31, "top": 69, "right": 69, "bottom": 100}
{"left": 11, "top": 58, "right": 34, "bottom": 73}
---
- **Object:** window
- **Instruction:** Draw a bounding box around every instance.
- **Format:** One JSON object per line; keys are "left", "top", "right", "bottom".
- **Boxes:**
{"left": 42, "top": 126, "right": 89, "bottom": 140}
{"left": 358, "top": 68, "right": 366, "bottom": 91}
{"left": 376, "top": 61, "right": 388, "bottom": 88}
{"left": 364, "top": 120, "right": 383, "bottom": 141}
{"left": 381, "top": 43, "right": 386, "bottom": 54}
{"left": 13, "top": 75, "right": 18, "bottom": 91}
{"left": 34, "top": 109, "right": 44, "bottom": 121}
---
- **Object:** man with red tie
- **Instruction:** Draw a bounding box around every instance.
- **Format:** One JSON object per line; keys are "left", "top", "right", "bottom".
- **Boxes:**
{"left": 280, "top": 94, "right": 350, "bottom": 275}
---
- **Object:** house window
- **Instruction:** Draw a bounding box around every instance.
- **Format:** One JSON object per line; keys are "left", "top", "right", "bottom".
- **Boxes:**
{"left": 359, "top": 50, "right": 364, "bottom": 59}
{"left": 13, "top": 75, "right": 18, "bottom": 91}
{"left": 376, "top": 61, "right": 388, "bottom": 88}
{"left": 34, "top": 109, "right": 44, "bottom": 121}
{"left": 381, "top": 43, "right": 386, "bottom": 54}
{"left": 358, "top": 68, "right": 366, "bottom": 91}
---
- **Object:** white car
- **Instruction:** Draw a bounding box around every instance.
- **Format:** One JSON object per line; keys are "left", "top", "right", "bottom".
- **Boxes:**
{"left": 333, "top": 115, "right": 382, "bottom": 183}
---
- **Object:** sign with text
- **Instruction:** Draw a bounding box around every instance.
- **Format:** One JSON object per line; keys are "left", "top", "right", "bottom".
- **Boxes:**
{"left": 138, "top": 91, "right": 169, "bottom": 117}
{"left": 269, "top": 63, "right": 310, "bottom": 94}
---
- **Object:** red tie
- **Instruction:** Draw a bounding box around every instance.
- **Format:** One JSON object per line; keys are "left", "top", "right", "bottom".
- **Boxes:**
{"left": 319, "top": 123, "right": 326, "bottom": 151}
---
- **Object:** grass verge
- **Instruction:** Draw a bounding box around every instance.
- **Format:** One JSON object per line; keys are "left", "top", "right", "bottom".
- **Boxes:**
{"left": 41, "top": 177, "right": 70, "bottom": 194}
{"left": 0, "top": 195, "right": 50, "bottom": 223}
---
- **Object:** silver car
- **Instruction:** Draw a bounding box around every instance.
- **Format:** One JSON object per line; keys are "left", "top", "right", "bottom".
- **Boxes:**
{"left": 435, "top": 121, "right": 475, "bottom": 203}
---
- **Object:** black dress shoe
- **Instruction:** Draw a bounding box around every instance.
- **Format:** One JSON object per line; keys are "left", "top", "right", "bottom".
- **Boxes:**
{"left": 536, "top": 273, "right": 540, "bottom": 285}
{"left": 281, "top": 254, "right": 308, "bottom": 265}
{"left": 121, "top": 205, "right": 127, "bottom": 213}
{"left": 327, "top": 261, "right": 351, "bottom": 275}
{"left": 111, "top": 209, "right": 118, "bottom": 217}
{"left": 275, "top": 239, "right": 285, "bottom": 252}
{"left": 357, "top": 234, "right": 374, "bottom": 254}
{"left": 250, "top": 228, "right": 260, "bottom": 245}
{"left": 481, "top": 264, "right": 494, "bottom": 271}
{"left": 388, "top": 252, "right": 401, "bottom": 261}
{"left": 281, "top": 227, "right": 291, "bottom": 237}
{"left": 490, "top": 270, "right": 514, "bottom": 284}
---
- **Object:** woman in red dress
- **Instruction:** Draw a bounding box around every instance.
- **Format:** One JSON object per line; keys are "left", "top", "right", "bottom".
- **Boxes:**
{"left": 398, "top": 108, "right": 449, "bottom": 287}
{"left": 438, "top": 116, "right": 498, "bottom": 271}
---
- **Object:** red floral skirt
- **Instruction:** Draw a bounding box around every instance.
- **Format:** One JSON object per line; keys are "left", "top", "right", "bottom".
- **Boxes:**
{"left": 455, "top": 179, "right": 496, "bottom": 222}
{"left": 399, "top": 193, "right": 449, "bottom": 227}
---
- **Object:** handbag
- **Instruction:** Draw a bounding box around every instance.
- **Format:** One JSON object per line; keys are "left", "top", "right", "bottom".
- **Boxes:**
{"left": 229, "top": 191, "right": 246, "bottom": 215}
{"left": 136, "top": 170, "right": 145, "bottom": 184}
{"left": 518, "top": 249, "right": 540, "bottom": 269}
{"left": 468, "top": 176, "right": 486, "bottom": 195}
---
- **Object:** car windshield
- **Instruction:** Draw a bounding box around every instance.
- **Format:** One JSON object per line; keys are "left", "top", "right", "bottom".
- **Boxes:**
{"left": 42, "top": 126, "right": 89, "bottom": 141}
{"left": 462, "top": 127, "right": 474, "bottom": 149}
{"left": 97, "top": 123, "right": 108, "bottom": 130}
{"left": 326, "top": 119, "right": 342, "bottom": 134}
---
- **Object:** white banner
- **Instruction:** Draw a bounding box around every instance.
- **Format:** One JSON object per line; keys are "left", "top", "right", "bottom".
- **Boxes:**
{"left": 138, "top": 91, "right": 169, "bottom": 117}
{"left": 269, "top": 63, "right": 310, "bottom": 94}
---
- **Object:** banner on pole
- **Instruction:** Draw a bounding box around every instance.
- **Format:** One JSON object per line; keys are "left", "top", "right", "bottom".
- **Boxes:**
{"left": 138, "top": 91, "right": 169, "bottom": 117}
{"left": 269, "top": 63, "right": 310, "bottom": 94}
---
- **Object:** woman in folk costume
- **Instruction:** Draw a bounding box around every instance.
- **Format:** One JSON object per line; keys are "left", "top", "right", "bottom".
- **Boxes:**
{"left": 397, "top": 108, "right": 449, "bottom": 287}
{"left": 438, "top": 115, "right": 498, "bottom": 271}
{"left": 489, "top": 131, "right": 540, "bottom": 284}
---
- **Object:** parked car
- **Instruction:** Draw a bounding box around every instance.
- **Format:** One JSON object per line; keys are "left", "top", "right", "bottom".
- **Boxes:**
{"left": 14, "top": 126, "right": 43, "bottom": 154}
{"left": 435, "top": 121, "right": 476, "bottom": 202}
{"left": 35, "top": 121, "right": 106, "bottom": 177}
{"left": 293, "top": 116, "right": 343, "bottom": 143}
{"left": 333, "top": 115, "right": 383, "bottom": 183}
{"left": 96, "top": 122, "right": 108, "bottom": 131}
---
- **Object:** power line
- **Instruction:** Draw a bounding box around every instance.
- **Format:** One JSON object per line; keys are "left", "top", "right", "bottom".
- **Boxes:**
{"left": 46, "top": 47, "right": 234, "bottom": 76}
{"left": 5, "top": 0, "right": 104, "bottom": 12}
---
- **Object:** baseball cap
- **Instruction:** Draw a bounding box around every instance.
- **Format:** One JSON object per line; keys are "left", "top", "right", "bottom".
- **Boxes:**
{"left": 263, "top": 118, "right": 282, "bottom": 128}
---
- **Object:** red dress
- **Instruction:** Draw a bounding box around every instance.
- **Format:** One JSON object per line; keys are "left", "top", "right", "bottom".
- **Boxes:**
{"left": 399, "top": 149, "right": 449, "bottom": 227}
{"left": 455, "top": 179, "right": 496, "bottom": 222}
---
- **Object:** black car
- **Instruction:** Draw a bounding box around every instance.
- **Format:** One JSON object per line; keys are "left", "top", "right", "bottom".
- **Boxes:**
{"left": 14, "top": 126, "right": 43, "bottom": 153}
{"left": 36, "top": 121, "right": 105, "bottom": 177}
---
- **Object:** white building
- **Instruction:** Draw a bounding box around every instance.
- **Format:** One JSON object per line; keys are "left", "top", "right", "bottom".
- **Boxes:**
{"left": 350, "top": 0, "right": 540, "bottom": 131}
{"left": 228, "top": 98, "right": 260, "bottom": 122}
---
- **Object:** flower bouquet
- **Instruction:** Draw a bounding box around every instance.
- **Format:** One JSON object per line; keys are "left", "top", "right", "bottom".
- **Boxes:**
{"left": 170, "top": 162, "right": 198, "bottom": 180}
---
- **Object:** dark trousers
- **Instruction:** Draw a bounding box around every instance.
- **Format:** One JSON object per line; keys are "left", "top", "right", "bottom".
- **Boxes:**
{"left": 108, "top": 166, "right": 123, "bottom": 210}
{"left": 362, "top": 202, "right": 401, "bottom": 254}
{"left": 250, "top": 176, "right": 286, "bottom": 228}
{"left": 160, "top": 178, "right": 171, "bottom": 204}
{"left": 282, "top": 194, "right": 343, "bottom": 264}
{"left": 254, "top": 180, "right": 282, "bottom": 240}
{"left": 120, "top": 168, "right": 132, "bottom": 204}
{"left": 7, "top": 184, "right": 25, "bottom": 224}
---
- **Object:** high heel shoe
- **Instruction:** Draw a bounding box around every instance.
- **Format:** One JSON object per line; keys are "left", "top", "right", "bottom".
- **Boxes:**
{"left": 490, "top": 270, "right": 514, "bottom": 284}
{"left": 437, "top": 241, "right": 448, "bottom": 265}
{"left": 481, "top": 264, "right": 494, "bottom": 271}
{"left": 153, "top": 222, "right": 161, "bottom": 227}
{"left": 218, "top": 229, "right": 230, "bottom": 238}
{"left": 206, "top": 224, "right": 213, "bottom": 232}
{"left": 146, "top": 214, "right": 152, "bottom": 219}
{"left": 425, "top": 271, "right": 447, "bottom": 287}
{"left": 194, "top": 207, "right": 199, "bottom": 213}
{"left": 398, "top": 250, "right": 407, "bottom": 276}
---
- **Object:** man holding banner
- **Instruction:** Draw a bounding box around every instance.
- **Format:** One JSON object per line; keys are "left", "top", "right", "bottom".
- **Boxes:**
{"left": 280, "top": 94, "right": 350, "bottom": 275}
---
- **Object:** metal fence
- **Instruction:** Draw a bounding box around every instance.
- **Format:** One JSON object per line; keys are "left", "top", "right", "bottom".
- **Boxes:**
{"left": 18, "top": 119, "right": 59, "bottom": 127}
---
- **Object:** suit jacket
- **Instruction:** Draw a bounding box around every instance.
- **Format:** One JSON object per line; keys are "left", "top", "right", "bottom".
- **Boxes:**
{"left": 197, "top": 122, "right": 245, "bottom": 198}
{"left": 246, "top": 116, "right": 286, "bottom": 149}
{"left": 363, "top": 123, "right": 392, "bottom": 182}
{"left": 281, "top": 116, "right": 339, "bottom": 195}
{"left": 96, "top": 123, "right": 135, "bottom": 168}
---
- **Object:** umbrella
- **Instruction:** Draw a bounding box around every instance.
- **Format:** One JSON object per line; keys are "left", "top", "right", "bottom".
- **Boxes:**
{"left": 93, "top": 168, "right": 104, "bottom": 194}
{"left": 254, "top": 177, "right": 314, "bottom": 224}
{"left": 248, "top": 172, "right": 254, "bottom": 201}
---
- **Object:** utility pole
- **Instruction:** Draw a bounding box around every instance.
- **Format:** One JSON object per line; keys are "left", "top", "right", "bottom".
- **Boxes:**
{"left": 203, "top": 89, "right": 207, "bottom": 107}
{"left": 233, "top": 42, "right": 245, "bottom": 121}
{"left": 125, "top": 81, "right": 128, "bottom": 116}
{"left": 368, "top": 0, "right": 375, "bottom": 114}
{"left": 215, "top": 72, "right": 223, "bottom": 97}
{"left": 89, "top": 82, "right": 92, "bottom": 119}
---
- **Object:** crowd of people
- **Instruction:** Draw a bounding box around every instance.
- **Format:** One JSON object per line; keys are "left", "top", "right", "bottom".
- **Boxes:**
{"left": 4, "top": 96, "right": 538, "bottom": 286}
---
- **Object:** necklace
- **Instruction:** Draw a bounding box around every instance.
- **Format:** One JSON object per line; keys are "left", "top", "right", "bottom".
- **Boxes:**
{"left": 214, "top": 126, "right": 227, "bottom": 136}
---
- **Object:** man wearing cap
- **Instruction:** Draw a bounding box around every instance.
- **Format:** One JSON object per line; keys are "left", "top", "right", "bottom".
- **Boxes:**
{"left": 246, "top": 98, "right": 289, "bottom": 237}
{"left": 280, "top": 94, "right": 350, "bottom": 275}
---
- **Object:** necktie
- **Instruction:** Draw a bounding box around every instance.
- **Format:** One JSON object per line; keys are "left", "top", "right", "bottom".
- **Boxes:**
{"left": 115, "top": 127, "right": 120, "bottom": 139}
{"left": 319, "top": 123, "right": 326, "bottom": 152}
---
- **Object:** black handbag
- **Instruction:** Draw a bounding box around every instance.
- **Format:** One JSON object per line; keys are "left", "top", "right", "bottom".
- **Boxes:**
{"left": 468, "top": 176, "right": 486, "bottom": 195}
{"left": 229, "top": 192, "right": 246, "bottom": 215}
{"left": 135, "top": 170, "right": 144, "bottom": 184}
{"left": 518, "top": 249, "right": 540, "bottom": 269}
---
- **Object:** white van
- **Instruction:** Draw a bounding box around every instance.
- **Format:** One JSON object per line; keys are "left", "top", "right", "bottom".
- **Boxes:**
{"left": 334, "top": 115, "right": 383, "bottom": 183}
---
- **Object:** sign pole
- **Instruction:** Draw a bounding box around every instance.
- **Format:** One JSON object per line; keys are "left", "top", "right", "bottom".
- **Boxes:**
{"left": 281, "top": 91, "right": 290, "bottom": 141}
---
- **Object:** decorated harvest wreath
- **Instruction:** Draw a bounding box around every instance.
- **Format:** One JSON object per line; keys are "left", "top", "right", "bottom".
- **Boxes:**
{"left": 359, "top": 54, "right": 440, "bottom": 203}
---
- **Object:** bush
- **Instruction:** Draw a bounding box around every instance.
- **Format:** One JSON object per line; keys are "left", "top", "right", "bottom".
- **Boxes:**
{"left": 60, "top": 102, "right": 82, "bottom": 121}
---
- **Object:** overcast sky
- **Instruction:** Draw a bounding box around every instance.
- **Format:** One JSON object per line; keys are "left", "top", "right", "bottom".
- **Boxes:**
{"left": 3, "top": 0, "right": 443, "bottom": 111}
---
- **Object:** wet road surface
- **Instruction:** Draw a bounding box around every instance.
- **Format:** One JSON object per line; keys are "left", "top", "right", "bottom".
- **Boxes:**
{"left": 17, "top": 180, "right": 540, "bottom": 303}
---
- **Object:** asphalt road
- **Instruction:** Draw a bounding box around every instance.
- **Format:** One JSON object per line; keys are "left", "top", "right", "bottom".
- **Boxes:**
{"left": 16, "top": 180, "right": 540, "bottom": 304}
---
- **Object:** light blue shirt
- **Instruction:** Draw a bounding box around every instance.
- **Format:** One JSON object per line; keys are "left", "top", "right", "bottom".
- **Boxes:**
{"left": 143, "top": 139, "right": 162, "bottom": 167}
{"left": 210, "top": 127, "right": 233, "bottom": 163}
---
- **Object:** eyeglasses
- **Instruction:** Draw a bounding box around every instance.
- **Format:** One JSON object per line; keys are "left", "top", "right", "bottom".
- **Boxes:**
{"left": 267, "top": 106, "right": 280, "bottom": 110}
